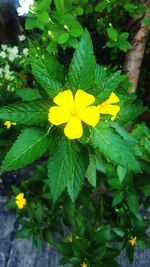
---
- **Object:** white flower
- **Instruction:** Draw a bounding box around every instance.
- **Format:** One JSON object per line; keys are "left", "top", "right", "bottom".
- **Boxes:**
{"left": 0, "top": 51, "right": 6, "bottom": 59}
{"left": 8, "top": 46, "right": 19, "bottom": 62}
{"left": 4, "top": 65, "right": 14, "bottom": 81}
{"left": 1, "top": 45, "right": 7, "bottom": 51}
{"left": 23, "top": 48, "right": 29, "bottom": 57}
{"left": 18, "top": 34, "right": 26, "bottom": 41}
{"left": 17, "top": 0, "right": 34, "bottom": 16}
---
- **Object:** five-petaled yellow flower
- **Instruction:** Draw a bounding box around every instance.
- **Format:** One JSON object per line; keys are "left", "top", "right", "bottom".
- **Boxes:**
{"left": 48, "top": 89, "right": 100, "bottom": 139}
{"left": 15, "top": 193, "right": 26, "bottom": 209}
{"left": 81, "top": 262, "right": 87, "bottom": 267}
{"left": 128, "top": 236, "right": 137, "bottom": 247}
{"left": 98, "top": 92, "right": 120, "bottom": 121}
{"left": 4, "top": 121, "right": 16, "bottom": 129}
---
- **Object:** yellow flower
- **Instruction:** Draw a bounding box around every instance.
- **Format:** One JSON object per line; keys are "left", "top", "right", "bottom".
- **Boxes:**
{"left": 81, "top": 262, "right": 87, "bottom": 267}
{"left": 67, "top": 234, "right": 73, "bottom": 243}
{"left": 15, "top": 193, "right": 26, "bottom": 209}
{"left": 4, "top": 121, "right": 16, "bottom": 129}
{"left": 128, "top": 236, "right": 137, "bottom": 247}
{"left": 98, "top": 92, "right": 120, "bottom": 121}
{"left": 48, "top": 90, "right": 100, "bottom": 139}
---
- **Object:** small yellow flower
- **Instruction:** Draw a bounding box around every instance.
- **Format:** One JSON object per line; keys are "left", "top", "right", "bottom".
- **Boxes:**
{"left": 81, "top": 262, "right": 87, "bottom": 267}
{"left": 15, "top": 193, "right": 26, "bottom": 209}
{"left": 48, "top": 90, "right": 100, "bottom": 139}
{"left": 4, "top": 121, "right": 16, "bottom": 129}
{"left": 67, "top": 234, "right": 73, "bottom": 243}
{"left": 98, "top": 92, "right": 120, "bottom": 121}
{"left": 128, "top": 236, "right": 137, "bottom": 247}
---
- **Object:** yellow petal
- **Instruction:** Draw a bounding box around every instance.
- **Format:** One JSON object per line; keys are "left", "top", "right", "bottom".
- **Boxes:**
{"left": 99, "top": 103, "right": 120, "bottom": 114}
{"left": 22, "top": 198, "right": 26, "bottom": 206}
{"left": 108, "top": 92, "right": 120, "bottom": 104}
{"left": 53, "top": 90, "right": 74, "bottom": 111}
{"left": 78, "top": 106, "right": 100, "bottom": 127}
{"left": 106, "top": 104, "right": 120, "bottom": 117}
{"left": 75, "top": 90, "right": 95, "bottom": 109}
{"left": 16, "top": 193, "right": 24, "bottom": 200}
{"left": 16, "top": 201, "right": 24, "bottom": 209}
{"left": 64, "top": 116, "right": 83, "bottom": 139}
{"left": 48, "top": 106, "right": 71, "bottom": 125}
{"left": 4, "top": 121, "right": 11, "bottom": 129}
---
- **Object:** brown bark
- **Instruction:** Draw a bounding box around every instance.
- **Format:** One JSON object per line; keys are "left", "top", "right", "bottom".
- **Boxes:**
{"left": 123, "top": 1, "right": 150, "bottom": 93}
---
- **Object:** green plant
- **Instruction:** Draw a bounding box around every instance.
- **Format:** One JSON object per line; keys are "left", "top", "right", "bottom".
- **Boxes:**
{"left": 0, "top": 30, "right": 142, "bottom": 201}
{"left": 1, "top": 0, "right": 150, "bottom": 265}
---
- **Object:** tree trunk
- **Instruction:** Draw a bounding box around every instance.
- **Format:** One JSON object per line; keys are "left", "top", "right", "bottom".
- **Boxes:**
{"left": 123, "top": 1, "right": 150, "bottom": 93}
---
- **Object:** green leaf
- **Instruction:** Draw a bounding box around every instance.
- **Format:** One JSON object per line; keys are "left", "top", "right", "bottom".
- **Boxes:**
{"left": 107, "top": 27, "right": 118, "bottom": 41}
{"left": 37, "top": 0, "right": 51, "bottom": 10}
{"left": 54, "top": 0, "right": 65, "bottom": 13}
{"left": 66, "top": 30, "right": 96, "bottom": 91}
{"left": 15, "top": 88, "right": 42, "bottom": 101}
{"left": 112, "top": 191, "right": 123, "bottom": 206}
{"left": 25, "top": 16, "right": 36, "bottom": 30}
{"left": 43, "top": 230, "right": 54, "bottom": 245}
{"left": 89, "top": 124, "right": 141, "bottom": 172}
{"left": 126, "top": 193, "right": 141, "bottom": 219}
{"left": 96, "top": 71, "right": 121, "bottom": 103}
{"left": 107, "top": 177, "right": 121, "bottom": 189}
{"left": 86, "top": 154, "right": 97, "bottom": 187}
{"left": 0, "top": 100, "right": 50, "bottom": 126}
{"left": 112, "top": 227, "right": 125, "bottom": 237}
{"left": 93, "top": 225, "right": 112, "bottom": 245}
{"left": 117, "top": 99, "right": 145, "bottom": 125}
{"left": 38, "top": 11, "right": 49, "bottom": 24}
{"left": 15, "top": 228, "right": 32, "bottom": 239}
{"left": 95, "top": 64, "right": 107, "bottom": 83}
{"left": 142, "top": 17, "right": 150, "bottom": 26}
{"left": 48, "top": 136, "right": 88, "bottom": 202}
{"left": 119, "top": 32, "right": 129, "bottom": 40}
{"left": 106, "top": 40, "right": 117, "bottom": 48}
{"left": 126, "top": 243, "right": 134, "bottom": 263}
{"left": 117, "top": 165, "right": 126, "bottom": 183}
{"left": 95, "top": 2, "right": 108, "bottom": 12}
{"left": 1, "top": 128, "right": 50, "bottom": 173}
{"left": 110, "top": 122, "right": 138, "bottom": 145}
{"left": 58, "top": 32, "right": 70, "bottom": 44}
{"left": 117, "top": 40, "right": 131, "bottom": 52}
{"left": 30, "top": 42, "right": 64, "bottom": 98}
{"left": 69, "top": 21, "right": 83, "bottom": 37}
{"left": 124, "top": 4, "right": 135, "bottom": 12}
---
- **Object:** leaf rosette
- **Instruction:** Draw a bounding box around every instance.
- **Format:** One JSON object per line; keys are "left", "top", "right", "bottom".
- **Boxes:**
{"left": 0, "top": 30, "right": 141, "bottom": 201}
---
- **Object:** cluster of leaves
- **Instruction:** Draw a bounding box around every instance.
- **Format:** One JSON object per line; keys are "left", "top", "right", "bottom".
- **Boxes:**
{"left": 7, "top": 125, "right": 150, "bottom": 266}
{"left": 0, "top": 0, "right": 149, "bottom": 266}
{"left": 24, "top": 0, "right": 148, "bottom": 55}
{"left": 2, "top": 31, "right": 150, "bottom": 266}
{"left": 0, "top": 31, "right": 143, "bottom": 202}
{"left": 26, "top": 0, "right": 87, "bottom": 53}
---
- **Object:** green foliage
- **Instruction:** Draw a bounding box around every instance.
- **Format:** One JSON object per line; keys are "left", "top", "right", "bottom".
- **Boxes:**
{"left": 30, "top": 42, "right": 64, "bottom": 98}
{"left": 26, "top": 0, "right": 84, "bottom": 52}
{"left": 0, "top": 100, "right": 50, "bottom": 126}
{"left": 1, "top": 128, "right": 50, "bottom": 173}
{"left": 95, "top": 70, "right": 121, "bottom": 102}
{"left": 90, "top": 123, "right": 140, "bottom": 172}
{"left": 15, "top": 88, "right": 42, "bottom": 101}
{"left": 66, "top": 30, "right": 96, "bottom": 91}
{"left": 106, "top": 26, "right": 131, "bottom": 52}
{"left": 1, "top": 2, "right": 150, "bottom": 263}
{"left": 48, "top": 136, "right": 89, "bottom": 202}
